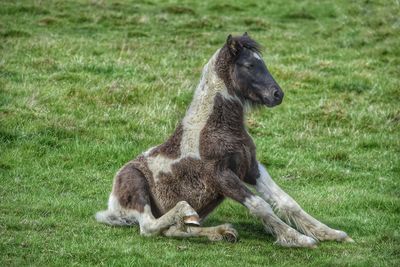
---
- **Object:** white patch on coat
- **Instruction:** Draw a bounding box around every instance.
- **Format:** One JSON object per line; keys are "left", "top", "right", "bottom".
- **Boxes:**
{"left": 253, "top": 52, "right": 262, "bottom": 61}
{"left": 143, "top": 146, "right": 156, "bottom": 157}
{"left": 255, "top": 162, "right": 298, "bottom": 211}
{"left": 108, "top": 194, "right": 121, "bottom": 211}
{"left": 143, "top": 147, "right": 175, "bottom": 178}
{"left": 95, "top": 194, "right": 140, "bottom": 226}
{"left": 146, "top": 153, "right": 174, "bottom": 178}
{"left": 180, "top": 48, "right": 236, "bottom": 158}
{"left": 145, "top": 49, "right": 241, "bottom": 182}
{"left": 243, "top": 195, "right": 274, "bottom": 218}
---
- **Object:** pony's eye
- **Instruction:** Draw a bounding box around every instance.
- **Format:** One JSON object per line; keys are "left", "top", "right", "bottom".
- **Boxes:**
{"left": 238, "top": 62, "right": 253, "bottom": 68}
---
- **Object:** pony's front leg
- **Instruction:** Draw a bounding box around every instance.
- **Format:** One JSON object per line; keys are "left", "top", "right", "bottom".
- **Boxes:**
{"left": 216, "top": 170, "right": 317, "bottom": 248}
{"left": 254, "top": 162, "right": 353, "bottom": 242}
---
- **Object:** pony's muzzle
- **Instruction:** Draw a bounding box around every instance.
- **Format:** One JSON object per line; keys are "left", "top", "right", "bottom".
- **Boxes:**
{"left": 272, "top": 88, "right": 284, "bottom": 105}
{"left": 262, "top": 88, "right": 284, "bottom": 107}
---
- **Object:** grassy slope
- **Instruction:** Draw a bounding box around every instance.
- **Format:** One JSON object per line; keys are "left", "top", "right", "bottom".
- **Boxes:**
{"left": 0, "top": 0, "right": 399, "bottom": 266}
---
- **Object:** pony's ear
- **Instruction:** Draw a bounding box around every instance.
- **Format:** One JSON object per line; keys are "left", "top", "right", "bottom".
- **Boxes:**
{"left": 226, "top": 34, "right": 233, "bottom": 45}
{"left": 226, "top": 34, "right": 242, "bottom": 56}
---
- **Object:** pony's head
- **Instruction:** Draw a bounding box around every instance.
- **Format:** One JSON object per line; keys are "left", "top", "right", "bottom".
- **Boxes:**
{"left": 216, "top": 33, "right": 284, "bottom": 107}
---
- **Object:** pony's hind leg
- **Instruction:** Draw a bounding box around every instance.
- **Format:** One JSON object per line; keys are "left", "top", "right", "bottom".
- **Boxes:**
{"left": 96, "top": 162, "right": 151, "bottom": 226}
{"left": 97, "top": 162, "right": 236, "bottom": 241}
{"left": 137, "top": 201, "right": 200, "bottom": 236}
{"left": 254, "top": 162, "right": 353, "bottom": 242}
{"left": 137, "top": 202, "right": 238, "bottom": 242}
{"left": 96, "top": 162, "right": 199, "bottom": 235}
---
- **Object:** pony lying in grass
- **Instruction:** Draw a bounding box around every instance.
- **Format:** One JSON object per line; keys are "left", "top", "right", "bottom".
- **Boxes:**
{"left": 96, "top": 33, "right": 353, "bottom": 247}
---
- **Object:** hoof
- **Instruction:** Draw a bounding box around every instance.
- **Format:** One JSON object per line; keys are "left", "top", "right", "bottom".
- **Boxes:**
{"left": 308, "top": 240, "right": 318, "bottom": 249}
{"left": 277, "top": 234, "right": 318, "bottom": 248}
{"left": 208, "top": 225, "right": 238, "bottom": 243}
{"left": 333, "top": 230, "right": 354, "bottom": 243}
{"left": 183, "top": 215, "right": 200, "bottom": 226}
{"left": 223, "top": 229, "right": 239, "bottom": 243}
{"left": 302, "top": 236, "right": 318, "bottom": 248}
{"left": 311, "top": 228, "right": 354, "bottom": 243}
{"left": 343, "top": 236, "right": 355, "bottom": 243}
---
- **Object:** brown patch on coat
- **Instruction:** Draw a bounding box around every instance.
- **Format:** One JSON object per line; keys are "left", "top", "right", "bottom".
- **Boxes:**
{"left": 199, "top": 93, "right": 259, "bottom": 182}
{"left": 113, "top": 161, "right": 151, "bottom": 213}
{"left": 151, "top": 157, "right": 221, "bottom": 215}
{"left": 215, "top": 46, "right": 236, "bottom": 95}
{"left": 214, "top": 169, "right": 254, "bottom": 203}
{"left": 149, "top": 123, "right": 183, "bottom": 159}
{"left": 131, "top": 155, "right": 163, "bottom": 217}
{"left": 197, "top": 195, "right": 225, "bottom": 219}
{"left": 129, "top": 155, "right": 224, "bottom": 218}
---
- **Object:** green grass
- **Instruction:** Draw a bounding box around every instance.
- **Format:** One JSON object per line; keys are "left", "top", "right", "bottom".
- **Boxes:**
{"left": 1, "top": 0, "right": 399, "bottom": 266}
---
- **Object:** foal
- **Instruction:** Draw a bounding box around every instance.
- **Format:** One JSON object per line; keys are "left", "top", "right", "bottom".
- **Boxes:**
{"left": 96, "top": 33, "right": 352, "bottom": 247}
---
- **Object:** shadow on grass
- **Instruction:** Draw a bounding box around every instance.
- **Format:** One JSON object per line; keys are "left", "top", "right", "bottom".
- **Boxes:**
{"left": 204, "top": 218, "right": 274, "bottom": 242}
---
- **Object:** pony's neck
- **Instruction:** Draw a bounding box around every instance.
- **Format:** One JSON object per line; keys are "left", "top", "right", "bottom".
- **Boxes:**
{"left": 182, "top": 49, "right": 242, "bottom": 127}
{"left": 178, "top": 49, "right": 244, "bottom": 158}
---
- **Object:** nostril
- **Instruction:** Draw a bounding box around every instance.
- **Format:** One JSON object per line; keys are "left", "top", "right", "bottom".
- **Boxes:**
{"left": 273, "top": 89, "right": 280, "bottom": 99}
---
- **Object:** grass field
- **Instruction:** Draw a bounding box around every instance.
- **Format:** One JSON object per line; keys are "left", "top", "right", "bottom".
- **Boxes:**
{"left": 1, "top": 0, "right": 399, "bottom": 266}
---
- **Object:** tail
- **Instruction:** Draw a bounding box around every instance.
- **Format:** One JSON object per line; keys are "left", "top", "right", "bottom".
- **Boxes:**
{"left": 95, "top": 210, "right": 138, "bottom": 226}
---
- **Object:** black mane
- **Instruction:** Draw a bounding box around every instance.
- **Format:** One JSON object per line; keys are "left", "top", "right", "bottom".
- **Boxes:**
{"left": 232, "top": 35, "right": 262, "bottom": 54}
